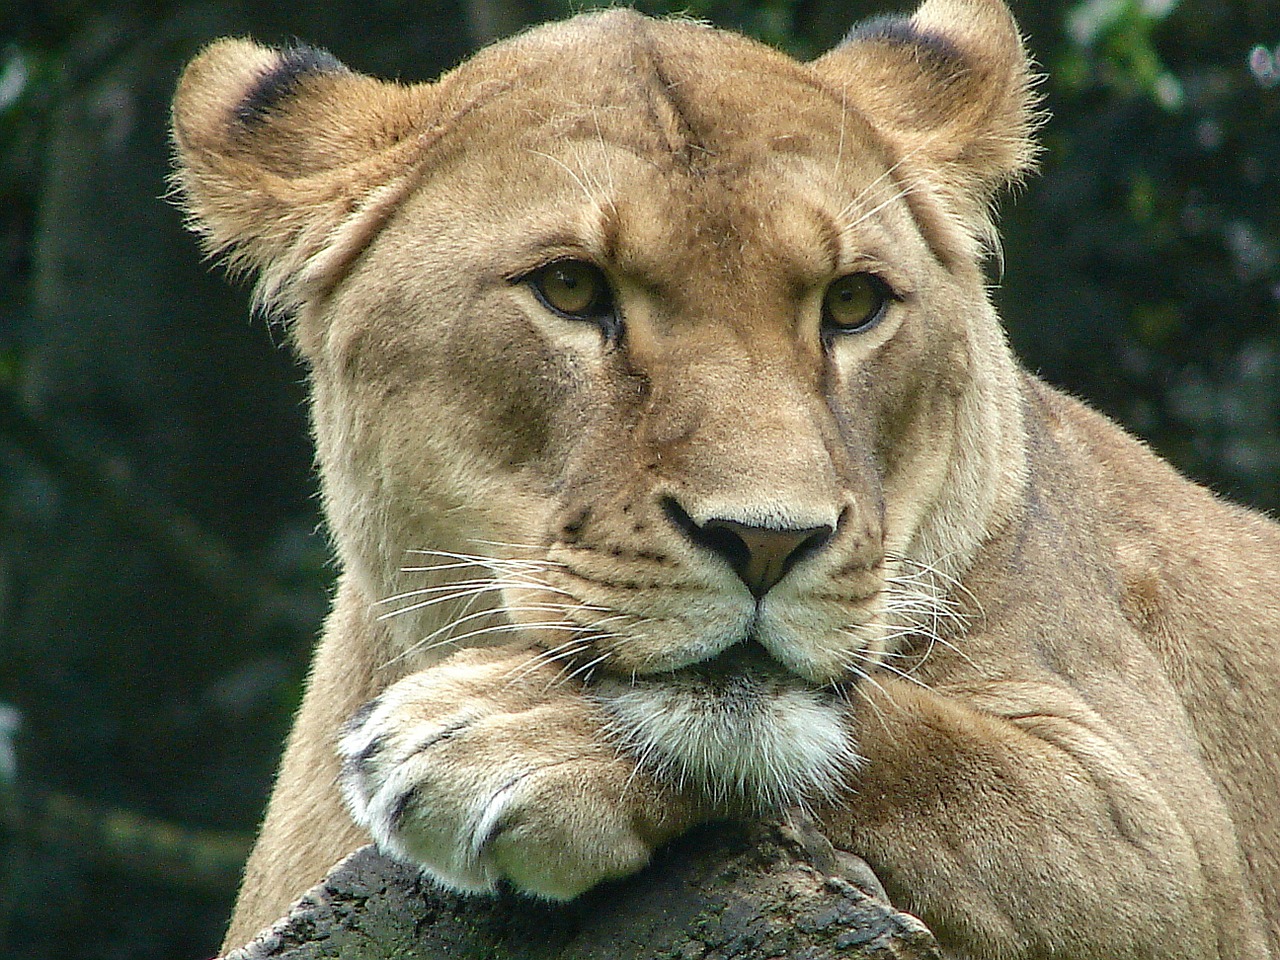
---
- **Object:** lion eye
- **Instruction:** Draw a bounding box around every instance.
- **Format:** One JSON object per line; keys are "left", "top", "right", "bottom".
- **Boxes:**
{"left": 529, "top": 260, "right": 613, "bottom": 320}
{"left": 822, "top": 273, "right": 891, "bottom": 333}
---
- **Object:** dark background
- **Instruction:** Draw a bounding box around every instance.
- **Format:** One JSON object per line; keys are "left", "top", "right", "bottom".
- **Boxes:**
{"left": 1, "top": 0, "right": 1276, "bottom": 957}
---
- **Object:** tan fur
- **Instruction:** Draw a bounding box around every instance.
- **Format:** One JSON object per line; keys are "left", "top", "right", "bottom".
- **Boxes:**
{"left": 172, "top": 2, "right": 1280, "bottom": 957}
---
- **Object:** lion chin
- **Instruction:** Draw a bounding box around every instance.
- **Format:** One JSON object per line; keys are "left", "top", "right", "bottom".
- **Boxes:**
{"left": 591, "top": 644, "right": 862, "bottom": 811}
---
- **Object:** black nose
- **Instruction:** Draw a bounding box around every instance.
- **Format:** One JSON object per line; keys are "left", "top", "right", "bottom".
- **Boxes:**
{"left": 664, "top": 500, "right": 834, "bottom": 598}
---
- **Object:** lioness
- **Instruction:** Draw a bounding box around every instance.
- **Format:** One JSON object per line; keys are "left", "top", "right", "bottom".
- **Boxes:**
{"left": 171, "top": 0, "right": 1280, "bottom": 956}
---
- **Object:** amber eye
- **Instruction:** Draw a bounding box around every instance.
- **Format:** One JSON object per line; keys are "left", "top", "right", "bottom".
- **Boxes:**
{"left": 529, "top": 260, "right": 613, "bottom": 320}
{"left": 822, "top": 273, "right": 891, "bottom": 333}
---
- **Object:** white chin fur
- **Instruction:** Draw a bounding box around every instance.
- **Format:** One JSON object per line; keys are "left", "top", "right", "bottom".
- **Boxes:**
{"left": 592, "top": 674, "right": 861, "bottom": 808}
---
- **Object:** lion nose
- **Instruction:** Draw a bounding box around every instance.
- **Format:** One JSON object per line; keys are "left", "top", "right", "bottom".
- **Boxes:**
{"left": 692, "top": 515, "right": 834, "bottom": 599}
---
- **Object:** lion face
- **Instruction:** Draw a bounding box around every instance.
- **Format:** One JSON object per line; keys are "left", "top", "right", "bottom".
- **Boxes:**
{"left": 173, "top": 3, "right": 1037, "bottom": 807}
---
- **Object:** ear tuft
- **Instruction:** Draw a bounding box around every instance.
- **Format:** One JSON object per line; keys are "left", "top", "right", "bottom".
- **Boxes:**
{"left": 234, "top": 44, "right": 347, "bottom": 126}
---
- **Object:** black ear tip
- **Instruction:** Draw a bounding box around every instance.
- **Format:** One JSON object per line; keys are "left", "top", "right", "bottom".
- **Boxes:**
{"left": 841, "top": 13, "right": 964, "bottom": 66}
{"left": 842, "top": 12, "right": 908, "bottom": 45}
{"left": 235, "top": 43, "right": 346, "bottom": 126}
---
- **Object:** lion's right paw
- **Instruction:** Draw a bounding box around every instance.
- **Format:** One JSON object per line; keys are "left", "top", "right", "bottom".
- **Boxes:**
{"left": 337, "top": 647, "right": 692, "bottom": 900}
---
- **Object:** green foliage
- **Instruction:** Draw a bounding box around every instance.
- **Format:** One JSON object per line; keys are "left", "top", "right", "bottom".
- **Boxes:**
{"left": 1060, "top": 0, "right": 1184, "bottom": 106}
{"left": 1000, "top": 0, "right": 1280, "bottom": 505}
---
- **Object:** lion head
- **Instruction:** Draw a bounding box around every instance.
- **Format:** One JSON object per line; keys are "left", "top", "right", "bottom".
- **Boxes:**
{"left": 173, "top": 0, "right": 1038, "bottom": 808}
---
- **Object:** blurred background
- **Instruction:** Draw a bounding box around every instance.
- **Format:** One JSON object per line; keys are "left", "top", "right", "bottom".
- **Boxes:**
{"left": 0, "top": 0, "right": 1277, "bottom": 956}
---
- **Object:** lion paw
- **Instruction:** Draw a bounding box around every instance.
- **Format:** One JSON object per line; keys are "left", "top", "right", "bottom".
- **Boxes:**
{"left": 337, "top": 647, "right": 688, "bottom": 899}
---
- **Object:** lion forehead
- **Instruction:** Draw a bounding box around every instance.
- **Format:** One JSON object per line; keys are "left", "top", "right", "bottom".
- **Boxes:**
{"left": 434, "top": 12, "right": 871, "bottom": 174}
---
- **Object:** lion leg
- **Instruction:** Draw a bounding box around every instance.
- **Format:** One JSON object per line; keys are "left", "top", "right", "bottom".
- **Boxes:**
{"left": 829, "top": 679, "right": 1272, "bottom": 960}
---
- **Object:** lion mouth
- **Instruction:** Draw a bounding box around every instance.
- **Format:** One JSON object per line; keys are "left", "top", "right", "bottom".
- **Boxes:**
{"left": 669, "top": 638, "right": 798, "bottom": 688}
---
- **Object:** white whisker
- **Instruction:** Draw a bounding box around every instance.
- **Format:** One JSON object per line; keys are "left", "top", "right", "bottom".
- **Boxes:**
{"left": 841, "top": 180, "right": 922, "bottom": 235}
{"left": 375, "top": 576, "right": 520, "bottom": 608}
{"left": 375, "top": 584, "right": 506, "bottom": 622}
{"left": 402, "top": 546, "right": 558, "bottom": 570}
{"left": 504, "top": 639, "right": 597, "bottom": 686}
{"left": 386, "top": 603, "right": 602, "bottom": 667}
{"left": 559, "top": 650, "right": 613, "bottom": 687}
{"left": 528, "top": 149, "right": 599, "bottom": 208}
{"left": 464, "top": 538, "right": 561, "bottom": 556}
{"left": 835, "top": 134, "right": 934, "bottom": 225}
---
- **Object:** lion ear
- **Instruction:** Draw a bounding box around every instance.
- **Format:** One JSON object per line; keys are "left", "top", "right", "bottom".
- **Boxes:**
{"left": 171, "top": 40, "right": 437, "bottom": 315}
{"left": 811, "top": 0, "right": 1040, "bottom": 247}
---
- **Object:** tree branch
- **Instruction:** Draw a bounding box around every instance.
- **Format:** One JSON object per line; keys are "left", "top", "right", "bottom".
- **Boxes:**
{"left": 0, "top": 787, "right": 251, "bottom": 895}
{"left": 222, "top": 820, "right": 941, "bottom": 960}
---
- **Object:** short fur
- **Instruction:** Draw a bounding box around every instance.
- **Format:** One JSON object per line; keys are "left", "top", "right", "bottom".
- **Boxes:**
{"left": 171, "top": 2, "right": 1280, "bottom": 957}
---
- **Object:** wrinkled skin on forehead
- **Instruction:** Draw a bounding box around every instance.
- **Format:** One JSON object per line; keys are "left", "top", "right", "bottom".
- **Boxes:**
{"left": 172, "top": 4, "right": 1280, "bottom": 958}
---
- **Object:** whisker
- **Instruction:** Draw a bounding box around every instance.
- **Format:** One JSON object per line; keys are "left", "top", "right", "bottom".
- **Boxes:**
{"left": 836, "top": 165, "right": 900, "bottom": 225}
{"left": 835, "top": 135, "right": 937, "bottom": 226}
{"left": 837, "top": 630, "right": 917, "bottom": 657}
{"left": 398, "top": 560, "right": 552, "bottom": 575}
{"left": 514, "top": 629, "right": 611, "bottom": 672}
{"left": 855, "top": 655, "right": 933, "bottom": 692}
{"left": 401, "top": 599, "right": 616, "bottom": 660}
{"left": 396, "top": 559, "right": 495, "bottom": 573}
{"left": 592, "top": 110, "right": 618, "bottom": 211}
{"left": 835, "top": 655, "right": 903, "bottom": 702}
{"left": 379, "top": 569, "right": 583, "bottom": 610}
{"left": 840, "top": 180, "right": 923, "bottom": 235}
{"left": 402, "top": 547, "right": 560, "bottom": 571}
{"left": 504, "top": 638, "right": 597, "bottom": 685}
{"left": 528, "top": 149, "right": 600, "bottom": 208}
{"left": 375, "top": 577, "right": 516, "bottom": 607}
{"left": 375, "top": 584, "right": 507, "bottom": 622}
{"left": 386, "top": 605, "right": 599, "bottom": 666}
{"left": 375, "top": 572, "right": 581, "bottom": 623}
{"left": 464, "top": 538, "right": 563, "bottom": 557}
{"left": 833, "top": 83, "right": 847, "bottom": 182}
{"left": 833, "top": 678, "right": 894, "bottom": 737}
{"left": 835, "top": 123, "right": 971, "bottom": 232}
{"left": 411, "top": 616, "right": 602, "bottom": 658}
{"left": 558, "top": 650, "right": 613, "bottom": 687}
{"left": 886, "top": 550, "right": 987, "bottom": 623}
